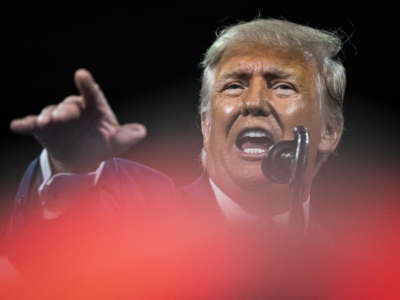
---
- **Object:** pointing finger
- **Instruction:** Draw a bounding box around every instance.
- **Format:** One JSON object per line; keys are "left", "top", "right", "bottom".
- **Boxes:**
{"left": 74, "top": 69, "right": 107, "bottom": 110}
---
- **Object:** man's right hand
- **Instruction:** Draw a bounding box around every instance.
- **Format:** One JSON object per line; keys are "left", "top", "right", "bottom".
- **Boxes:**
{"left": 10, "top": 69, "right": 146, "bottom": 174}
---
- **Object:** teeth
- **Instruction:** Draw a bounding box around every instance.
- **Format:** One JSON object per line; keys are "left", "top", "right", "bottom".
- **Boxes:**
{"left": 243, "top": 148, "right": 266, "bottom": 154}
{"left": 242, "top": 130, "right": 267, "bottom": 138}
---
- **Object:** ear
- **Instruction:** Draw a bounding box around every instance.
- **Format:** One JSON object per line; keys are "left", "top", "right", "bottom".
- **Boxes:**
{"left": 201, "top": 112, "right": 211, "bottom": 151}
{"left": 317, "top": 124, "right": 342, "bottom": 154}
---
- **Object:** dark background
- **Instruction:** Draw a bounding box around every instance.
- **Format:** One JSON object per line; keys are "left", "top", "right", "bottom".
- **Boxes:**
{"left": 1, "top": 4, "right": 399, "bottom": 234}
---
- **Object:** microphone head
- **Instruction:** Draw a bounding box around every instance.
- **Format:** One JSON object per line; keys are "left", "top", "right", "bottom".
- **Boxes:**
{"left": 261, "top": 126, "right": 309, "bottom": 185}
{"left": 261, "top": 140, "right": 296, "bottom": 184}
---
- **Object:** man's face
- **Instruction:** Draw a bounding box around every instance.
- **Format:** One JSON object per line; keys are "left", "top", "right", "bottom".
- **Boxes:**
{"left": 202, "top": 43, "right": 335, "bottom": 213}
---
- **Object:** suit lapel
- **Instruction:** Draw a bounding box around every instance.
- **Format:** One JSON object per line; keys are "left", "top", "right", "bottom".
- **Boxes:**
{"left": 180, "top": 172, "right": 225, "bottom": 222}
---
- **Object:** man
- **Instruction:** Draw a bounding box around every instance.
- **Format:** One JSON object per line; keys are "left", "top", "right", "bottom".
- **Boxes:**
{"left": 5, "top": 18, "right": 346, "bottom": 298}
{"left": 9, "top": 18, "right": 345, "bottom": 223}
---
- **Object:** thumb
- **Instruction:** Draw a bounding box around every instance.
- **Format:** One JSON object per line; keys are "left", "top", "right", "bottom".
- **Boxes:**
{"left": 110, "top": 123, "right": 147, "bottom": 155}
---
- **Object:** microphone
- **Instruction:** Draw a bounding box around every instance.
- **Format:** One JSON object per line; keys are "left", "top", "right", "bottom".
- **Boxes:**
{"left": 261, "top": 126, "right": 309, "bottom": 185}
{"left": 261, "top": 126, "right": 310, "bottom": 234}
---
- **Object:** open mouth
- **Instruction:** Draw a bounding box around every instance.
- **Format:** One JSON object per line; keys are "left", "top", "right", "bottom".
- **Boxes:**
{"left": 235, "top": 128, "right": 274, "bottom": 157}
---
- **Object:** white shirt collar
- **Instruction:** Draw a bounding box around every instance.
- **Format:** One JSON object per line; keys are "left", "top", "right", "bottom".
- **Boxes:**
{"left": 208, "top": 178, "right": 310, "bottom": 229}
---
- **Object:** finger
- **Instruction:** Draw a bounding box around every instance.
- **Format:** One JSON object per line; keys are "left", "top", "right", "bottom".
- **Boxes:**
{"left": 74, "top": 69, "right": 107, "bottom": 110}
{"left": 10, "top": 115, "right": 38, "bottom": 135}
{"left": 63, "top": 95, "right": 83, "bottom": 106}
{"left": 37, "top": 105, "right": 57, "bottom": 128}
{"left": 110, "top": 123, "right": 147, "bottom": 155}
{"left": 60, "top": 95, "right": 85, "bottom": 113}
{"left": 51, "top": 101, "right": 82, "bottom": 123}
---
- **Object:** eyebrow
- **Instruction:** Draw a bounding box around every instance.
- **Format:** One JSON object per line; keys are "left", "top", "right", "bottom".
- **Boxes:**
{"left": 219, "top": 66, "right": 294, "bottom": 81}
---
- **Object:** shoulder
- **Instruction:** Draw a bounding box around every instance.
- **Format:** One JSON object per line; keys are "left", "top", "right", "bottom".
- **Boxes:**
{"left": 104, "top": 157, "right": 174, "bottom": 186}
{"left": 98, "top": 158, "right": 177, "bottom": 207}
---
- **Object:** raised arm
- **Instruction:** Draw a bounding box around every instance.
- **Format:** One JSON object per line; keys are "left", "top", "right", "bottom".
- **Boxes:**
{"left": 10, "top": 69, "right": 146, "bottom": 174}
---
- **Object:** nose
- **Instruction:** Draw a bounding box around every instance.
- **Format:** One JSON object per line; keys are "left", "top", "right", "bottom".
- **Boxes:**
{"left": 241, "top": 78, "right": 271, "bottom": 117}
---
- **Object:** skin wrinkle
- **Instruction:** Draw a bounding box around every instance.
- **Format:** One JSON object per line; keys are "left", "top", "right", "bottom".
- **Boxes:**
{"left": 201, "top": 43, "right": 339, "bottom": 217}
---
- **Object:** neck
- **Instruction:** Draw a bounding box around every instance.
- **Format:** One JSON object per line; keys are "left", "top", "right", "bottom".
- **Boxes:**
{"left": 208, "top": 172, "right": 309, "bottom": 218}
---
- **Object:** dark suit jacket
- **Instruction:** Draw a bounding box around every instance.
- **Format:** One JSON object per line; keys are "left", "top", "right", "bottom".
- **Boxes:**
{"left": 5, "top": 156, "right": 325, "bottom": 251}
{"left": 4, "top": 157, "right": 334, "bottom": 299}
{"left": 6, "top": 157, "right": 221, "bottom": 235}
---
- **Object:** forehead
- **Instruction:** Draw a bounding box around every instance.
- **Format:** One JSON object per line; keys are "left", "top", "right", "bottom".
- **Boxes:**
{"left": 215, "top": 43, "right": 317, "bottom": 80}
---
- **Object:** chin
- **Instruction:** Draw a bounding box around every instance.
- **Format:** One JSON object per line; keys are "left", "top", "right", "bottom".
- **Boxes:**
{"left": 230, "top": 163, "right": 271, "bottom": 191}
{"left": 231, "top": 170, "right": 291, "bottom": 215}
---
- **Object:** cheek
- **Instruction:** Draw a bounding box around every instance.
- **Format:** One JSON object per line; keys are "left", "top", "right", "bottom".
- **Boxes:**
{"left": 220, "top": 101, "right": 235, "bottom": 115}
{"left": 278, "top": 100, "right": 322, "bottom": 139}
{"left": 210, "top": 97, "right": 239, "bottom": 131}
{"left": 212, "top": 97, "right": 236, "bottom": 116}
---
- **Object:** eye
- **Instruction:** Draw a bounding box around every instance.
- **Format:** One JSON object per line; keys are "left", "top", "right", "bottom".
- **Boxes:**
{"left": 221, "top": 82, "right": 245, "bottom": 96}
{"left": 272, "top": 83, "right": 297, "bottom": 97}
{"left": 225, "top": 83, "right": 243, "bottom": 90}
{"left": 274, "top": 83, "right": 294, "bottom": 90}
